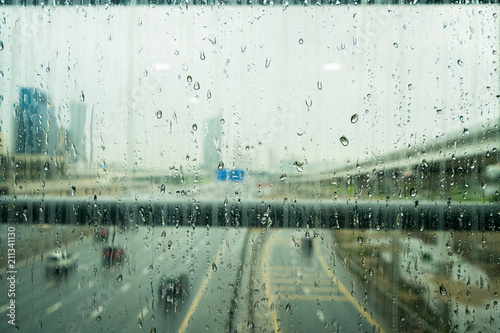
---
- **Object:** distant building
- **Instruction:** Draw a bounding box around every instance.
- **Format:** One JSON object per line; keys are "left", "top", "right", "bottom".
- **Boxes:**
{"left": 14, "top": 87, "right": 58, "bottom": 156}
{"left": 203, "top": 117, "right": 222, "bottom": 173}
{"left": 67, "top": 102, "right": 87, "bottom": 163}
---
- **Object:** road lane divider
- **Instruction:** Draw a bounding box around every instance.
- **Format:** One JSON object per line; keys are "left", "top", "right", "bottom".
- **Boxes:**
{"left": 315, "top": 242, "right": 386, "bottom": 333}
{"left": 46, "top": 301, "right": 62, "bottom": 314}
{"left": 120, "top": 282, "right": 131, "bottom": 293}
{"left": 261, "top": 233, "right": 280, "bottom": 333}
{"left": 178, "top": 229, "right": 232, "bottom": 333}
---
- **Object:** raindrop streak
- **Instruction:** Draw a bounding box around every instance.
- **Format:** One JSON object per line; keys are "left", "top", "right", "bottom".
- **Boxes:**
{"left": 393, "top": 42, "right": 399, "bottom": 48}
{"left": 440, "top": 285, "right": 447, "bottom": 296}
{"left": 218, "top": 161, "right": 224, "bottom": 170}
{"left": 194, "top": 82, "right": 200, "bottom": 90}
{"left": 200, "top": 51, "right": 205, "bottom": 60}
{"left": 340, "top": 136, "right": 349, "bottom": 146}
{"left": 265, "top": 58, "right": 271, "bottom": 68}
{"left": 285, "top": 303, "right": 291, "bottom": 312}
{"left": 192, "top": 124, "right": 198, "bottom": 131}
{"left": 350, "top": 114, "right": 359, "bottom": 124}
{"left": 160, "top": 184, "right": 165, "bottom": 194}
{"left": 317, "top": 81, "right": 322, "bottom": 90}
{"left": 410, "top": 188, "right": 418, "bottom": 198}
{"left": 212, "top": 263, "right": 217, "bottom": 272}
{"left": 79, "top": 91, "right": 85, "bottom": 102}
{"left": 457, "top": 59, "right": 464, "bottom": 66}
{"left": 156, "top": 110, "right": 163, "bottom": 119}
{"left": 43, "top": 162, "right": 50, "bottom": 172}
{"left": 279, "top": 174, "right": 287, "bottom": 181}
{"left": 117, "top": 274, "right": 123, "bottom": 282}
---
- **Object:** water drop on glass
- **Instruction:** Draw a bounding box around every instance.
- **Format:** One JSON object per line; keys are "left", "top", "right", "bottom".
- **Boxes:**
{"left": 357, "top": 236, "right": 363, "bottom": 244}
{"left": 192, "top": 124, "right": 198, "bottom": 131}
{"left": 218, "top": 161, "right": 224, "bottom": 170}
{"left": 212, "top": 262, "right": 217, "bottom": 272}
{"left": 194, "top": 82, "right": 200, "bottom": 90}
{"left": 161, "top": 231, "right": 166, "bottom": 239}
{"left": 80, "top": 91, "right": 85, "bottom": 102}
{"left": 285, "top": 303, "right": 291, "bottom": 312}
{"left": 160, "top": 184, "right": 165, "bottom": 194}
{"left": 350, "top": 114, "right": 359, "bottom": 124}
{"left": 293, "top": 161, "right": 304, "bottom": 172}
{"left": 265, "top": 58, "right": 271, "bottom": 68}
{"left": 200, "top": 51, "right": 205, "bottom": 60}
{"left": 410, "top": 188, "right": 418, "bottom": 197}
{"left": 207, "top": 90, "right": 212, "bottom": 99}
{"left": 440, "top": 285, "right": 447, "bottom": 296}
{"left": 96, "top": 316, "right": 101, "bottom": 322}
{"left": 298, "top": 38, "right": 303, "bottom": 45}
{"left": 279, "top": 174, "right": 287, "bottom": 181}
{"left": 393, "top": 42, "right": 398, "bottom": 48}
{"left": 117, "top": 274, "right": 123, "bottom": 283}
{"left": 340, "top": 136, "right": 349, "bottom": 146}
{"left": 0, "top": 41, "right": 3, "bottom": 51}
{"left": 44, "top": 162, "right": 50, "bottom": 171}
{"left": 187, "top": 75, "right": 192, "bottom": 83}
{"left": 156, "top": 110, "right": 162, "bottom": 119}
{"left": 457, "top": 59, "right": 464, "bottom": 66}
{"left": 317, "top": 81, "right": 322, "bottom": 90}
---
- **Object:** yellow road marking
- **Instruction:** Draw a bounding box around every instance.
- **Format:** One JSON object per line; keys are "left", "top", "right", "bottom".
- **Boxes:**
{"left": 178, "top": 229, "right": 231, "bottom": 333}
{"left": 262, "top": 233, "right": 280, "bottom": 333}
{"left": 315, "top": 244, "right": 386, "bottom": 333}
{"left": 273, "top": 285, "right": 340, "bottom": 294}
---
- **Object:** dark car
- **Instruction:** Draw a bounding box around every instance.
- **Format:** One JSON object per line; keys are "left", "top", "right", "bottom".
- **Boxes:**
{"left": 158, "top": 274, "right": 189, "bottom": 310}
{"left": 102, "top": 246, "right": 125, "bottom": 266}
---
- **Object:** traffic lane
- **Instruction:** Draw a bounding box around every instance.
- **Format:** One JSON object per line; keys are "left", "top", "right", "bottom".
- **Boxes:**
{"left": 261, "top": 229, "right": 386, "bottom": 333}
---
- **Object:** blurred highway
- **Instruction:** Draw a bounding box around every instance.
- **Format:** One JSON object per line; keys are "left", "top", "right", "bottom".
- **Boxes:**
{"left": 0, "top": 225, "right": 391, "bottom": 332}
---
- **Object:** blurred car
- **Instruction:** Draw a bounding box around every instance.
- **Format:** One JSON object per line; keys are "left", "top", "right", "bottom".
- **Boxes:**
{"left": 158, "top": 274, "right": 188, "bottom": 310}
{"left": 102, "top": 246, "right": 125, "bottom": 266}
{"left": 46, "top": 250, "right": 78, "bottom": 274}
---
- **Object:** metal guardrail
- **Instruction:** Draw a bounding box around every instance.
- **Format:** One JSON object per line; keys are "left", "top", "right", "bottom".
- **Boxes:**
{"left": 1, "top": 197, "right": 499, "bottom": 230}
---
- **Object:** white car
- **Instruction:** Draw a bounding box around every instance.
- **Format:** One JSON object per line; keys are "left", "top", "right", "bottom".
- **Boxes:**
{"left": 46, "top": 250, "right": 78, "bottom": 274}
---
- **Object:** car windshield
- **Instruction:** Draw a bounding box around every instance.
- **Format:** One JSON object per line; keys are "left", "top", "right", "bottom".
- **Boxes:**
{"left": 0, "top": 1, "right": 499, "bottom": 333}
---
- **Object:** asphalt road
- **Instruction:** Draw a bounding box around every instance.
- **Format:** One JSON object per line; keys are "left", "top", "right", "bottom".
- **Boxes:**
{"left": 0, "top": 225, "right": 390, "bottom": 333}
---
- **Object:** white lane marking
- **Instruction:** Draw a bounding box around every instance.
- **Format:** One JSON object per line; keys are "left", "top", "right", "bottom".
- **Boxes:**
{"left": 138, "top": 306, "right": 149, "bottom": 318}
{"left": 0, "top": 303, "right": 8, "bottom": 313}
{"left": 46, "top": 301, "right": 62, "bottom": 314}
{"left": 120, "top": 283, "right": 131, "bottom": 293}
{"left": 90, "top": 305, "right": 103, "bottom": 319}
{"left": 44, "top": 280, "right": 56, "bottom": 289}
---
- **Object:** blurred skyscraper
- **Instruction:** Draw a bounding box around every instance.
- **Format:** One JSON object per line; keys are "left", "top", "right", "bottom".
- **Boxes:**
{"left": 203, "top": 117, "right": 221, "bottom": 174}
{"left": 14, "top": 87, "right": 58, "bottom": 156}
{"left": 67, "top": 102, "right": 87, "bottom": 163}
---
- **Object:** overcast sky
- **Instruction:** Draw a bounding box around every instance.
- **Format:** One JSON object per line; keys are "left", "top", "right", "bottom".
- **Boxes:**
{"left": 1, "top": 5, "right": 498, "bottom": 173}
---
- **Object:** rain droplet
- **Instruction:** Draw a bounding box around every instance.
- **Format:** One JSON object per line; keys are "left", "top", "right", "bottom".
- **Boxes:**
{"left": 200, "top": 51, "right": 205, "bottom": 60}
{"left": 212, "top": 262, "right": 217, "bottom": 272}
{"left": 440, "top": 284, "right": 447, "bottom": 296}
{"left": 435, "top": 108, "right": 443, "bottom": 114}
{"left": 350, "top": 114, "right": 359, "bottom": 124}
{"left": 279, "top": 174, "right": 287, "bottom": 181}
{"left": 357, "top": 236, "right": 363, "bottom": 244}
{"left": 369, "top": 268, "right": 374, "bottom": 277}
{"left": 0, "top": 41, "right": 3, "bottom": 51}
{"left": 156, "top": 110, "right": 162, "bottom": 119}
{"left": 408, "top": 84, "right": 413, "bottom": 91}
{"left": 46, "top": 66, "right": 50, "bottom": 73}
{"left": 194, "top": 82, "right": 200, "bottom": 90}
{"left": 207, "top": 90, "right": 212, "bottom": 99}
{"left": 117, "top": 274, "right": 123, "bottom": 282}
{"left": 187, "top": 75, "right": 192, "bottom": 83}
{"left": 410, "top": 188, "right": 418, "bottom": 197}
{"left": 160, "top": 184, "right": 165, "bottom": 194}
{"left": 161, "top": 231, "right": 166, "bottom": 238}
{"left": 340, "top": 136, "right": 349, "bottom": 146}
{"left": 79, "top": 91, "right": 85, "bottom": 102}
{"left": 457, "top": 59, "right": 464, "bottom": 66}
{"left": 96, "top": 316, "right": 101, "bottom": 322}
{"left": 44, "top": 162, "right": 50, "bottom": 172}
{"left": 393, "top": 42, "right": 398, "bottom": 48}
{"left": 317, "top": 81, "right": 322, "bottom": 90}
{"left": 285, "top": 303, "right": 291, "bottom": 312}
{"left": 265, "top": 58, "right": 271, "bottom": 68}
{"left": 305, "top": 99, "right": 312, "bottom": 108}
{"left": 220, "top": 118, "right": 225, "bottom": 124}
{"left": 293, "top": 161, "right": 304, "bottom": 172}
{"left": 218, "top": 161, "right": 224, "bottom": 170}
{"left": 174, "top": 50, "right": 179, "bottom": 56}
{"left": 192, "top": 124, "right": 198, "bottom": 131}
{"left": 298, "top": 38, "right": 303, "bottom": 45}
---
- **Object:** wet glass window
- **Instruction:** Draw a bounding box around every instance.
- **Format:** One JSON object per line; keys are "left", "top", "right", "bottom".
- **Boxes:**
{"left": 0, "top": 1, "right": 499, "bottom": 332}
